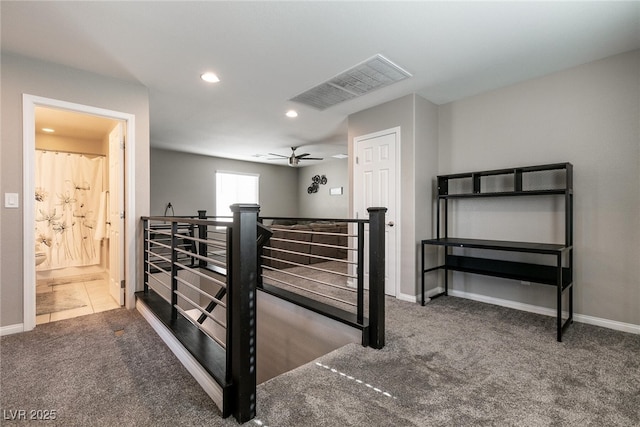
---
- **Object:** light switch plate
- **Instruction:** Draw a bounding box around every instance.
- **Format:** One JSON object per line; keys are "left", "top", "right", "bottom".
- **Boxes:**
{"left": 5, "top": 193, "right": 19, "bottom": 208}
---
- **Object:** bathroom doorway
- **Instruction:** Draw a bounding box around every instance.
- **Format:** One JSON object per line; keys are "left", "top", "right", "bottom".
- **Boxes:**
{"left": 23, "top": 95, "right": 136, "bottom": 331}
{"left": 34, "top": 107, "right": 122, "bottom": 324}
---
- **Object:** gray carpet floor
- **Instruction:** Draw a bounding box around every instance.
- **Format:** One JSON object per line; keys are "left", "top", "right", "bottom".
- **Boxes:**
{"left": 1, "top": 296, "right": 639, "bottom": 426}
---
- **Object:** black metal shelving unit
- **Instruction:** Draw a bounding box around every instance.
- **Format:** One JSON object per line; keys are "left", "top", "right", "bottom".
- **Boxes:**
{"left": 421, "top": 162, "right": 574, "bottom": 341}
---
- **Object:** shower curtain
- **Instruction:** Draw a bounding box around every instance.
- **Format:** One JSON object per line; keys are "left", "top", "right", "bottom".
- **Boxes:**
{"left": 35, "top": 150, "right": 105, "bottom": 270}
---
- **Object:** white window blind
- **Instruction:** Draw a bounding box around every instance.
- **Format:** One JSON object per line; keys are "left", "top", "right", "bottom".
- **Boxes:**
{"left": 215, "top": 171, "right": 259, "bottom": 219}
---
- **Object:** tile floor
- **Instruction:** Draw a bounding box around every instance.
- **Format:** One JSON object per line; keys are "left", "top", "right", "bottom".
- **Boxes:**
{"left": 36, "top": 273, "right": 121, "bottom": 325}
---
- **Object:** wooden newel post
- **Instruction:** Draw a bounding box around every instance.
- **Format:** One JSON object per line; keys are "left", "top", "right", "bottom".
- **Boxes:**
{"left": 367, "top": 207, "right": 387, "bottom": 349}
{"left": 228, "top": 203, "right": 259, "bottom": 423}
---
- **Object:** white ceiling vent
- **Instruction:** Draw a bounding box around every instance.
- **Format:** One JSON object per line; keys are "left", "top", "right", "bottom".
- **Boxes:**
{"left": 290, "top": 54, "right": 412, "bottom": 110}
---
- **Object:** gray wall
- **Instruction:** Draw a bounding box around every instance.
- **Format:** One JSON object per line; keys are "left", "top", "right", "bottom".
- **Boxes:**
{"left": 414, "top": 96, "right": 440, "bottom": 296}
{"left": 348, "top": 94, "right": 440, "bottom": 299}
{"left": 297, "top": 159, "right": 349, "bottom": 218}
{"left": 150, "top": 149, "right": 300, "bottom": 217}
{"left": 438, "top": 49, "right": 640, "bottom": 326}
{"left": 0, "top": 53, "right": 150, "bottom": 327}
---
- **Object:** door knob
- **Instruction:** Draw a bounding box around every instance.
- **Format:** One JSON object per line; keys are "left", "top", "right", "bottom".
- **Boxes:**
{"left": 387, "top": 221, "right": 394, "bottom": 227}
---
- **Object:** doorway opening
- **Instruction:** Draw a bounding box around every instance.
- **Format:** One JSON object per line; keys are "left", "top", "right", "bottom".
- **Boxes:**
{"left": 23, "top": 95, "right": 136, "bottom": 331}
{"left": 34, "top": 107, "right": 121, "bottom": 324}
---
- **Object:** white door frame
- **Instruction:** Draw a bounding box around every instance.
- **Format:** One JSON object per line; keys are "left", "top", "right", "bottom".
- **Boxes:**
{"left": 22, "top": 94, "right": 137, "bottom": 331}
{"left": 352, "top": 126, "right": 401, "bottom": 298}
{"left": 108, "top": 123, "right": 126, "bottom": 306}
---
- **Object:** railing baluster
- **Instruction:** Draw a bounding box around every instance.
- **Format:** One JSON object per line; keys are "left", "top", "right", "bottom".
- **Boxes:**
{"left": 198, "top": 210, "right": 207, "bottom": 268}
{"left": 170, "top": 221, "right": 179, "bottom": 321}
{"left": 143, "top": 218, "right": 149, "bottom": 293}
{"left": 357, "top": 221, "right": 365, "bottom": 325}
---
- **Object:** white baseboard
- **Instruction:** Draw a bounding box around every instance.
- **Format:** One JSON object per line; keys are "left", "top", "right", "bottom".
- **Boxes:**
{"left": 448, "top": 289, "right": 557, "bottom": 316}
{"left": 420, "top": 287, "right": 639, "bottom": 335}
{"left": 0, "top": 323, "right": 24, "bottom": 336}
{"left": 572, "top": 313, "right": 640, "bottom": 335}
{"left": 397, "top": 292, "right": 417, "bottom": 303}
{"left": 425, "top": 287, "right": 445, "bottom": 299}
{"left": 400, "top": 287, "right": 443, "bottom": 305}
{"left": 136, "top": 300, "right": 225, "bottom": 411}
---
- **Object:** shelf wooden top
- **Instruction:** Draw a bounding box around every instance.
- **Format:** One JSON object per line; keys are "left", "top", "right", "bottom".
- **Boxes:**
{"left": 421, "top": 237, "right": 570, "bottom": 254}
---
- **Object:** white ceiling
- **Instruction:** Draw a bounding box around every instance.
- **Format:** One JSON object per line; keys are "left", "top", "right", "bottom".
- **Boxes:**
{"left": 2, "top": 1, "right": 639, "bottom": 166}
{"left": 35, "top": 107, "right": 119, "bottom": 141}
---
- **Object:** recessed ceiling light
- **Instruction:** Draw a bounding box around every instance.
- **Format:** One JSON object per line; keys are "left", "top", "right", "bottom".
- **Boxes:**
{"left": 332, "top": 154, "right": 348, "bottom": 159}
{"left": 285, "top": 110, "right": 298, "bottom": 118}
{"left": 42, "top": 128, "right": 55, "bottom": 133}
{"left": 201, "top": 72, "right": 220, "bottom": 83}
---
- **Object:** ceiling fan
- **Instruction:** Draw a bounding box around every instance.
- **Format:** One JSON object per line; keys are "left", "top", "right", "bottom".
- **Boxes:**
{"left": 268, "top": 146, "right": 323, "bottom": 167}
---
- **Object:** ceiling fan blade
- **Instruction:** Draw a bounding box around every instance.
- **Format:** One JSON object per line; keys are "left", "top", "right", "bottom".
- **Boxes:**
{"left": 267, "top": 147, "right": 323, "bottom": 162}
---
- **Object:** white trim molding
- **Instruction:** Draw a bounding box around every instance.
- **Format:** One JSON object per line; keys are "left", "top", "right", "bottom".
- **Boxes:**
{"left": 23, "top": 94, "right": 137, "bottom": 333}
{"left": 397, "top": 292, "right": 417, "bottom": 303}
{"left": 0, "top": 324, "right": 25, "bottom": 336}
{"left": 445, "top": 289, "right": 640, "bottom": 335}
{"left": 572, "top": 313, "right": 640, "bottom": 335}
{"left": 136, "top": 300, "right": 224, "bottom": 411}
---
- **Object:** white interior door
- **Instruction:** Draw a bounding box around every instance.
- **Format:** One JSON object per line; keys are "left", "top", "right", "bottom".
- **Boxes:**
{"left": 353, "top": 128, "right": 399, "bottom": 297}
{"left": 108, "top": 123, "right": 125, "bottom": 305}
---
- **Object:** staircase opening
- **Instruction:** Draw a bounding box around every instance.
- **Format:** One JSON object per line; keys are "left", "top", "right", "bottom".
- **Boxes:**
{"left": 137, "top": 206, "right": 387, "bottom": 423}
